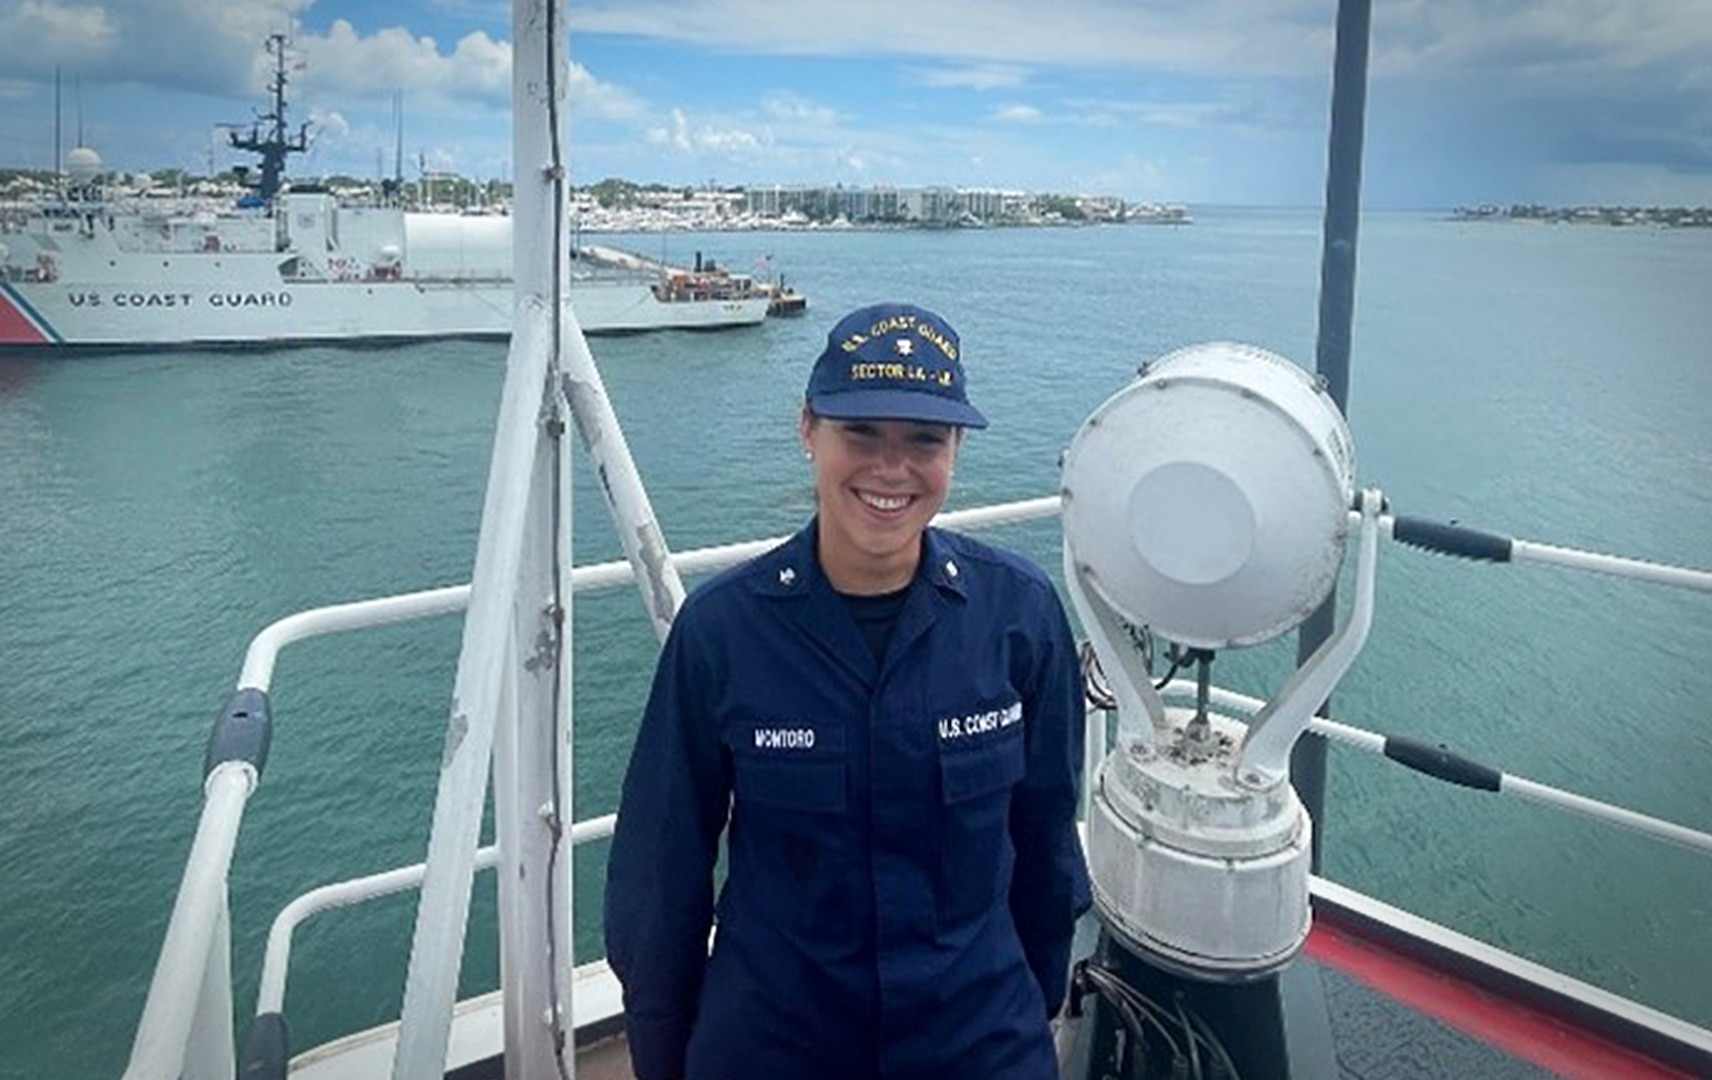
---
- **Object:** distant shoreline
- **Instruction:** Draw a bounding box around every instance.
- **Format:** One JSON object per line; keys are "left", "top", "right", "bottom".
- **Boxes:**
{"left": 1451, "top": 204, "right": 1712, "bottom": 227}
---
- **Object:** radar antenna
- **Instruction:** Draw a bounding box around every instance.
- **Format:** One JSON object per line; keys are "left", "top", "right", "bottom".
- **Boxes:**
{"left": 228, "top": 33, "right": 309, "bottom": 203}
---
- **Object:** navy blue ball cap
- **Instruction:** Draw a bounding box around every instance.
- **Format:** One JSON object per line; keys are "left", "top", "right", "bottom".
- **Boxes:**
{"left": 805, "top": 302, "right": 988, "bottom": 429}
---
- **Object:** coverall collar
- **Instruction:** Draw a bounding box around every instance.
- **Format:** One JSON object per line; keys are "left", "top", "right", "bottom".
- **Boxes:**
{"left": 747, "top": 519, "right": 970, "bottom": 600}
{"left": 745, "top": 519, "right": 972, "bottom": 684}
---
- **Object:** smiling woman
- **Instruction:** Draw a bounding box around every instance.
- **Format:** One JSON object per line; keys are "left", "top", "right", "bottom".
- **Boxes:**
{"left": 603, "top": 301, "right": 1093, "bottom": 1080}
{"left": 797, "top": 305, "right": 980, "bottom": 594}
{"left": 804, "top": 414, "right": 960, "bottom": 594}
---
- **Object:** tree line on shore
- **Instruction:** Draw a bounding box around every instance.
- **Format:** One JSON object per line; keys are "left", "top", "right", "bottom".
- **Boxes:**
{"left": 1452, "top": 203, "right": 1712, "bottom": 227}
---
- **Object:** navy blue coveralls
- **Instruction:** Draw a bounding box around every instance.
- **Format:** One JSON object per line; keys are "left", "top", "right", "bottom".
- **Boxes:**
{"left": 605, "top": 521, "right": 1092, "bottom": 1080}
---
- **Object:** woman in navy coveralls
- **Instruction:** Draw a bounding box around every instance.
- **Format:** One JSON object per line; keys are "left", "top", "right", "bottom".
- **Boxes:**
{"left": 605, "top": 302, "right": 1092, "bottom": 1080}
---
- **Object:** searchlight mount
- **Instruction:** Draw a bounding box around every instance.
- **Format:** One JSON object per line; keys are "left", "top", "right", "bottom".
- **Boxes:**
{"left": 1061, "top": 341, "right": 1382, "bottom": 980}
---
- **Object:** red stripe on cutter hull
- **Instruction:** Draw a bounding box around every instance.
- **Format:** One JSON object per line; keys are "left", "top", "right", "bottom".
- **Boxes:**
{"left": 0, "top": 289, "right": 51, "bottom": 345}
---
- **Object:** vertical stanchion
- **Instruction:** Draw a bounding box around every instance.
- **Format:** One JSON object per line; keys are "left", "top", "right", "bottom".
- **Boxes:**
{"left": 1295, "top": 0, "right": 1373, "bottom": 872}
{"left": 390, "top": 1, "right": 566, "bottom": 1074}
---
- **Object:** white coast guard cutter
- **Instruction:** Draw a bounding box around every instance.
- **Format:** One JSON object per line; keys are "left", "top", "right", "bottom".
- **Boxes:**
{"left": 0, "top": 37, "right": 767, "bottom": 350}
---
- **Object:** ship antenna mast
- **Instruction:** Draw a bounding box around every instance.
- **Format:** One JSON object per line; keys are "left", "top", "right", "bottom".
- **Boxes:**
{"left": 228, "top": 32, "right": 309, "bottom": 203}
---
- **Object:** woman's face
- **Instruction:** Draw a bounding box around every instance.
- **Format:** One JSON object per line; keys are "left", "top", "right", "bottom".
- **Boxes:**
{"left": 801, "top": 411, "right": 961, "bottom": 594}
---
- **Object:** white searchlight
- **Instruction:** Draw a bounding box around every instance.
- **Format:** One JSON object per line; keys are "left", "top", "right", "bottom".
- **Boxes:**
{"left": 1063, "top": 341, "right": 1384, "bottom": 979}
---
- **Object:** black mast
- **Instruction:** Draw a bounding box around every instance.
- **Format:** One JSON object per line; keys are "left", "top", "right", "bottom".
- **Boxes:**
{"left": 228, "top": 33, "right": 309, "bottom": 203}
{"left": 1293, "top": 0, "right": 1374, "bottom": 873}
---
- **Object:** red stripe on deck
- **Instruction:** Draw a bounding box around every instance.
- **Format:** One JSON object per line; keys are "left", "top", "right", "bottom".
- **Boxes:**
{"left": 1306, "top": 919, "right": 1698, "bottom": 1080}
{"left": 0, "top": 290, "right": 50, "bottom": 344}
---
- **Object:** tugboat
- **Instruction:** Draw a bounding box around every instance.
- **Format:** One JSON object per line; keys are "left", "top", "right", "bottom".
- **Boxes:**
{"left": 762, "top": 276, "right": 808, "bottom": 317}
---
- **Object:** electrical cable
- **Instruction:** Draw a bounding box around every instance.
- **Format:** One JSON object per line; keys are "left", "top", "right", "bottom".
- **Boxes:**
{"left": 1081, "top": 963, "right": 1187, "bottom": 1064}
{"left": 542, "top": 3, "right": 573, "bottom": 1076}
{"left": 1081, "top": 640, "right": 1118, "bottom": 709}
{"left": 1077, "top": 960, "right": 1245, "bottom": 1080}
{"left": 1152, "top": 645, "right": 1209, "bottom": 692}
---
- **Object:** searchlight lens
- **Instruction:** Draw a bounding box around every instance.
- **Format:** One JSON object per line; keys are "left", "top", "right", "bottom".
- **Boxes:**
{"left": 1061, "top": 342, "right": 1355, "bottom": 649}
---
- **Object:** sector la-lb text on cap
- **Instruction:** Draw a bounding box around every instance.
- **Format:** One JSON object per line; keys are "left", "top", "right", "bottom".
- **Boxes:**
{"left": 805, "top": 302, "right": 988, "bottom": 429}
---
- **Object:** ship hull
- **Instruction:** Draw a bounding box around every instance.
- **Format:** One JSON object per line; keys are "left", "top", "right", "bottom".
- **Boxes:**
{"left": 0, "top": 196, "right": 769, "bottom": 349}
{"left": 0, "top": 276, "right": 766, "bottom": 348}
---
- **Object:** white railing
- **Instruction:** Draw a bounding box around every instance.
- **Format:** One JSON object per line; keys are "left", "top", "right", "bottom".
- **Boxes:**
{"left": 121, "top": 766, "right": 249, "bottom": 1080}
{"left": 123, "top": 489, "right": 1712, "bottom": 1079}
{"left": 116, "top": 498, "right": 1061, "bottom": 1080}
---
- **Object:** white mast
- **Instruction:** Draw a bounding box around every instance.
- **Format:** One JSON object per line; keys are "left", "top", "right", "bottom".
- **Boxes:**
{"left": 390, "top": 0, "right": 576, "bottom": 1075}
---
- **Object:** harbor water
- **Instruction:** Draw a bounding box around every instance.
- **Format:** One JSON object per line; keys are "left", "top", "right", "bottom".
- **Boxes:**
{"left": 2, "top": 207, "right": 1710, "bottom": 1076}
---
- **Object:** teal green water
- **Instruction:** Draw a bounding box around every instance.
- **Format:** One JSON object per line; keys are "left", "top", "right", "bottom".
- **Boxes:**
{"left": 3, "top": 209, "right": 1711, "bottom": 1075}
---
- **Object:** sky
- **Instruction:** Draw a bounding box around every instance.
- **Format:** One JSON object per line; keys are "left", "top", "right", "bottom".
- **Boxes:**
{"left": 1, "top": 0, "right": 1710, "bottom": 209}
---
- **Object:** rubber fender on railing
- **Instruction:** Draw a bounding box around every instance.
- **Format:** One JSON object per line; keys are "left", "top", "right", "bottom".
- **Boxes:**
{"left": 1383, "top": 734, "right": 1502, "bottom": 792}
{"left": 1390, "top": 516, "right": 1514, "bottom": 563}
{"left": 203, "top": 687, "right": 273, "bottom": 780}
{"left": 240, "top": 1011, "right": 288, "bottom": 1080}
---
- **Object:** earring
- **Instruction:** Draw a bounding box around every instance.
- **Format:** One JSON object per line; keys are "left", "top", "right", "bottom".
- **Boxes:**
{"left": 804, "top": 449, "right": 815, "bottom": 461}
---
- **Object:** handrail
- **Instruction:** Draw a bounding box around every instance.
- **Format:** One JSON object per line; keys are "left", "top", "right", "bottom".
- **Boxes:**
{"left": 120, "top": 764, "right": 255, "bottom": 1080}
{"left": 1367, "top": 512, "right": 1712, "bottom": 594}
{"left": 253, "top": 659, "right": 1712, "bottom": 1055}
{"left": 257, "top": 815, "right": 618, "bottom": 1018}
{"left": 1169, "top": 682, "right": 1712, "bottom": 859}
{"left": 236, "top": 497, "right": 1064, "bottom": 693}
{"left": 125, "top": 488, "right": 1712, "bottom": 1075}
{"left": 239, "top": 586, "right": 469, "bottom": 692}
{"left": 241, "top": 502, "right": 1712, "bottom": 699}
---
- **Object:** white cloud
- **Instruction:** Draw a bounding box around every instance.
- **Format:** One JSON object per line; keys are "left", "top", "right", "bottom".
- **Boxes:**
{"left": 0, "top": 0, "right": 308, "bottom": 92}
{"left": 920, "top": 64, "right": 1031, "bottom": 91}
{"left": 645, "top": 107, "right": 765, "bottom": 159}
{"left": 3, "top": 0, "right": 1707, "bottom": 203}
{"left": 569, "top": 1, "right": 1333, "bottom": 78}
{"left": 567, "top": 61, "right": 647, "bottom": 122}
{"left": 308, "top": 108, "right": 350, "bottom": 141}
{"left": 697, "top": 127, "right": 762, "bottom": 155}
{"left": 0, "top": 0, "right": 117, "bottom": 58}
{"left": 647, "top": 108, "right": 693, "bottom": 152}
{"left": 761, "top": 94, "right": 838, "bottom": 127}
{"left": 298, "top": 21, "right": 510, "bottom": 105}
{"left": 0, "top": 1, "right": 637, "bottom": 120}
{"left": 1374, "top": 0, "right": 1712, "bottom": 80}
{"left": 572, "top": 0, "right": 1712, "bottom": 93}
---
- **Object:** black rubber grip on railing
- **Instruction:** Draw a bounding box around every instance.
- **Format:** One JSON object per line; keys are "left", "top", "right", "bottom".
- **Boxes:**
{"left": 203, "top": 687, "right": 273, "bottom": 780}
{"left": 1390, "top": 516, "right": 1513, "bottom": 562}
{"left": 1383, "top": 735, "right": 1502, "bottom": 792}
{"left": 240, "top": 1012, "right": 288, "bottom": 1080}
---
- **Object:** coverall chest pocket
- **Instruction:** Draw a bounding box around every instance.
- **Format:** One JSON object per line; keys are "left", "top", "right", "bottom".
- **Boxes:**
{"left": 935, "top": 720, "right": 1026, "bottom": 931}
{"left": 732, "top": 755, "right": 846, "bottom": 813}
{"left": 727, "top": 721, "right": 851, "bottom": 927}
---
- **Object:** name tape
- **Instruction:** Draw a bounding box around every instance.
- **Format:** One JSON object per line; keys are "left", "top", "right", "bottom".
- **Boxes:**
{"left": 937, "top": 701, "right": 1022, "bottom": 742}
{"left": 754, "top": 727, "right": 816, "bottom": 750}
